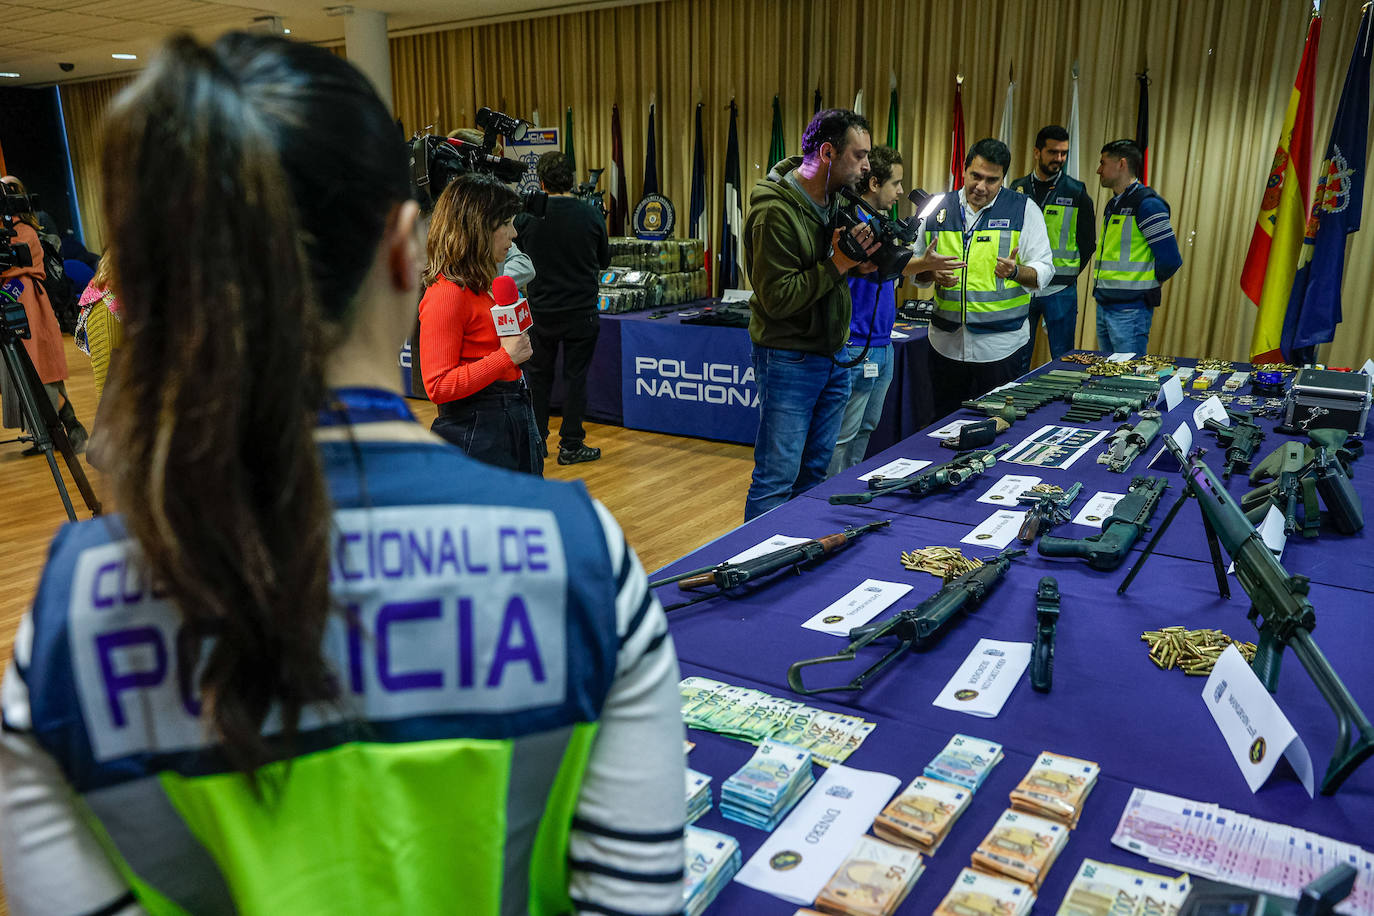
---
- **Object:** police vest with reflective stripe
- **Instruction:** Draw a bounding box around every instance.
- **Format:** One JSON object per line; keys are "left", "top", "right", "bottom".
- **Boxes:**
{"left": 928, "top": 189, "right": 1031, "bottom": 334}
{"left": 1010, "top": 172, "right": 1087, "bottom": 285}
{"left": 1096, "top": 183, "right": 1162, "bottom": 294}
{"left": 19, "top": 441, "right": 622, "bottom": 916}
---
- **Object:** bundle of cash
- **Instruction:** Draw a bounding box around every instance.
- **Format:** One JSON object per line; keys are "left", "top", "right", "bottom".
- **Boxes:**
{"left": 679, "top": 677, "right": 876, "bottom": 766}
{"left": 1008, "top": 752, "right": 1100, "bottom": 828}
{"left": 686, "top": 768, "right": 712, "bottom": 824}
{"left": 813, "top": 835, "right": 926, "bottom": 916}
{"left": 971, "top": 808, "right": 1071, "bottom": 891}
{"left": 721, "top": 741, "right": 817, "bottom": 831}
{"left": 1054, "top": 858, "right": 1190, "bottom": 916}
{"left": 925, "top": 734, "right": 1004, "bottom": 791}
{"left": 872, "top": 774, "right": 972, "bottom": 855}
{"left": 1111, "top": 788, "right": 1374, "bottom": 915}
{"left": 684, "top": 825, "right": 742, "bottom": 916}
{"left": 934, "top": 867, "right": 1037, "bottom": 916}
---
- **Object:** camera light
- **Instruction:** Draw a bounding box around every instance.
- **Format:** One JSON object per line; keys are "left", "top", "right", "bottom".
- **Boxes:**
{"left": 0, "top": 73, "right": 20, "bottom": 78}
{"left": 918, "top": 192, "right": 944, "bottom": 221}
{"left": 111, "top": 53, "right": 138, "bottom": 60}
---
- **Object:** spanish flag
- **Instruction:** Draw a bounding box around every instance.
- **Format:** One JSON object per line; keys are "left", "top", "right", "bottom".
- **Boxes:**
{"left": 1241, "top": 12, "right": 1321, "bottom": 363}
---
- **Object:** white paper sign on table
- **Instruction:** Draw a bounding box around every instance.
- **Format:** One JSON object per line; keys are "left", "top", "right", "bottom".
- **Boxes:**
{"left": 933, "top": 638, "right": 1032, "bottom": 718}
{"left": 928, "top": 418, "right": 981, "bottom": 439}
{"left": 721, "top": 288, "right": 752, "bottom": 303}
{"left": 1202, "top": 645, "right": 1315, "bottom": 796}
{"left": 976, "top": 474, "right": 1042, "bottom": 505}
{"left": 1193, "top": 395, "right": 1230, "bottom": 429}
{"left": 1228, "top": 505, "right": 1286, "bottom": 575}
{"left": 858, "top": 458, "right": 932, "bottom": 481}
{"left": 801, "top": 579, "right": 914, "bottom": 636}
{"left": 1072, "top": 491, "right": 1126, "bottom": 528}
{"left": 1160, "top": 374, "right": 1184, "bottom": 412}
{"left": 890, "top": 329, "right": 910, "bottom": 340}
{"left": 1361, "top": 358, "right": 1374, "bottom": 377}
{"left": 1107, "top": 352, "right": 1137, "bottom": 362}
{"left": 727, "top": 534, "right": 811, "bottom": 564}
{"left": 1149, "top": 423, "right": 1193, "bottom": 470}
{"left": 734, "top": 764, "right": 900, "bottom": 904}
{"left": 961, "top": 510, "right": 1025, "bottom": 549}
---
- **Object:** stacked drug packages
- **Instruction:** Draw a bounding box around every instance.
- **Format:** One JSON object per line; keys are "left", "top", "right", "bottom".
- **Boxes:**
{"left": 720, "top": 741, "right": 816, "bottom": 830}
{"left": 970, "top": 808, "right": 1071, "bottom": 891}
{"left": 686, "top": 768, "right": 712, "bottom": 824}
{"left": 934, "top": 867, "right": 1037, "bottom": 916}
{"left": 812, "top": 836, "right": 926, "bottom": 916}
{"left": 1008, "top": 752, "right": 1099, "bottom": 827}
{"left": 872, "top": 775, "right": 972, "bottom": 854}
{"left": 683, "top": 826, "right": 742, "bottom": 916}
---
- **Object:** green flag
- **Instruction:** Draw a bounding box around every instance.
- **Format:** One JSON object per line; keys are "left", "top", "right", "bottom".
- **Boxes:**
{"left": 564, "top": 106, "right": 575, "bottom": 173}
{"left": 769, "top": 95, "right": 786, "bottom": 170}
{"left": 886, "top": 80, "right": 898, "bottom": 219}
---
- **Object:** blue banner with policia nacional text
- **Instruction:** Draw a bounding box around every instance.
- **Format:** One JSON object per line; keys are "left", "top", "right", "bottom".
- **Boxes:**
{"left": 620, "top": 319, "right": 758, "bottom": 444}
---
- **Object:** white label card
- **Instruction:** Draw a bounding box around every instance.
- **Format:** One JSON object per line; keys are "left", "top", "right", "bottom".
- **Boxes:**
{"left": 1107, "top": 352, "right": 1137, "bottom": 362}
{"left": 933, "top": 638, "right": 1032, "bottom": 718}
{"left": 890, "top": 329, "right": 910, "bottom": 340}
{"left": 721, "top": 288, "right": 752, "bottom": 302}
{"left": 1072, "top": 491, "right": 1126, "bottom": 528}
{"left": 1203, "top": 645, "right": 1314, "bottom": 796}
{"left": 961, "top": 510, "right": 1025, "bottom": 549}
{"left": 1149, "top": 423, "right": 1193, "bottom": 470}
{"left": 1361, "top": 358, "right": 1374, "bottom": 377}
{"left": 928, "top": 418, "right": 982, "bottom": 439}
{"left": 858, "top": 458, "right": 932, "bottom": 481}
{"left": 1160, "top": 375, "right": 1185, "bottom": 412}
{"left": 735, "top": 764, "right": 901, "bottom": 904}
{"left": 1228, "top": 505, "right": 1286, "bottom": 574}
{"left": 801, "top": 579, "right": 914, "bottom": 636}
{"left": 977, "top": 474, "right": 1042, "bottom": 505}
{"left": 727, "top": 535, "right": 811, "bottom": 564}
{"left": 1194, "top": 395, "right": 1230, "bottom": 429}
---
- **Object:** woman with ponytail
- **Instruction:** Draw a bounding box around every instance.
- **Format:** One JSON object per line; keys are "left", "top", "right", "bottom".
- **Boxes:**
{"left": 0, "top": 33, "right": 685, "bottom": 916}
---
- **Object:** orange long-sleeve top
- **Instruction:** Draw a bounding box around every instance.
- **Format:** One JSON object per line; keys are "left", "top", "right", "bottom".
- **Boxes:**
{"left": 418, "top": 275, "right": 522, "bottom": 404}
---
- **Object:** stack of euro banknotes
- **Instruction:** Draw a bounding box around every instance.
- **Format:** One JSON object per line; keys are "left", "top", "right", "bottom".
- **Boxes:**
{"left": 872, "top": 734, "right": 1001, "bottom": 853}
{"left": 932, "top": 868, "right": 1038, "bottom": 916}
{"left": 720, "top": 740, "right": 816, "bottom": 830}
{"left": 1053, "top": 858, "right": 1191, "bottom": 916}
{"left": 792, "top": 836, "right": 926, "bottom": 916}
{"left": 680, "top": 676, "right": 875, "bottom": 766}
{"left": 683, "top": 826, "right": 741, "bottom": 916}
{"left": 685, "top": 768, "right": 712, "bottom": 824}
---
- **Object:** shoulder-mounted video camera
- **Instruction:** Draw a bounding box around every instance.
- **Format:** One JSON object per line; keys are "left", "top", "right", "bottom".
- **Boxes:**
{"left": 1, "top": 183, "right": 35, "bottom": 273}
{"left": 833, "top": 186, "right": 920, "bottom": 282}
{"left": 409, "top": 107, "right": 547, "bottom": 217}
{"left": 574, "top": 168, "right": 607, "bottom": 217}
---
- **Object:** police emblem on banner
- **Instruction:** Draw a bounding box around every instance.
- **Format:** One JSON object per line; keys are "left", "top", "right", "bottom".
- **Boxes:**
{"left": 633, "top": 194, "right": 676, "bottom": 240}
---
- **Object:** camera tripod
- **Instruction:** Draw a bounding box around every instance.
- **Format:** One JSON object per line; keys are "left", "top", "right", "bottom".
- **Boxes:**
{"left": 0, "top": 323, "right": 102, "bottom": 521}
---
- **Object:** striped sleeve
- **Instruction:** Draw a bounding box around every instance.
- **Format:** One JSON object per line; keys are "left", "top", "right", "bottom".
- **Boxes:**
{"left": 1136, "top": 196, "right": 1183, "bottom": 283}
{"left": 567, "top": 503, "right": 686, "bottom": 916}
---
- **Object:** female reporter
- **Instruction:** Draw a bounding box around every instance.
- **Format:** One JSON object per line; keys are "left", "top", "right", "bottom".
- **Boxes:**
{"left": 420, "top": 175, "right": 543, "bottom": 475}
{"left": 0, "top": 33, "right": 685, "bottom": 916}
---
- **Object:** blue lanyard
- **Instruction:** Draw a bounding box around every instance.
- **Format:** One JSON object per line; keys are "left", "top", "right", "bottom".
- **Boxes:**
{"left": 317, "top": 387, "right": 417, "bottom": 427}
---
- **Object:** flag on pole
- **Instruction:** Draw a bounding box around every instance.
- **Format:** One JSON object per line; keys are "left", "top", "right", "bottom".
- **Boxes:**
{"left": 813, "top": 87, "right": 822, "bottom": 115}
{"left": 1136, "top": 70, "right": 1150, "bottom": 183}
{"left": 998, "top": 65, "right": 1014, "bottom": 146}
{"left": 609, "top": 103, "right": 628, "bottom": 236}
{"left": 853, "top": 89, "right": 864, "bottom": 117}
{"left": 950, "top": 75, "right": 966, "bottom": 190}
{"left": 643, "top": 101, "right": 659, "bottom": 196}
{"left": 689, "top": 102, "right": 710, "bottom": 281}
{"left": 1067, "top": 61, "right": 1081, "bottom": 180}
{"left": 886, "top": 74, "right": 899, "bottom": 218}
{"left": 1241, "top": 12, "right": 1322, "bottom": 362}
{"left": 769, "top": 95, "right": 786, "bottom": 171}
{"left": 719, "top": 99, "right": 743, "bottom": 295}
{"left": 1282, "top": 3, "right": 1371, "bottom": 362}
{"left": 564, "top": 106, "right": 575, "bottom": 173}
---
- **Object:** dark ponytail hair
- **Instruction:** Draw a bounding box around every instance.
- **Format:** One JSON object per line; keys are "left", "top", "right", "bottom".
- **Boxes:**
{"left": 99, "top": 33, "right": 408, "bottom": 777}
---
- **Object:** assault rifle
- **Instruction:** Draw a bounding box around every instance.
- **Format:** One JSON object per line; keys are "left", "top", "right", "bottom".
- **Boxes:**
{"left": 1202, "top": 409, "right": 1265, "bottom": 481}
{"left": 649, "top": 520, "right": 890, "bottom": 611}
{"left": 1038, "top": 476, "right": 1169, "bottom": 571}
{"left": 1164, "top": 436, "right": 1374, "bottom": 795}
{"left": 1243, "top": 430, "right": 1363, "bottom": 537}
{"left": 1016, "top": 482, "right": 1083, "bottom": 544}
{"left": 829, "top": 444, "right": 1009, "bottom": 506}
{"left": 786, "top": 549, "right": 1022, "bottom": 695}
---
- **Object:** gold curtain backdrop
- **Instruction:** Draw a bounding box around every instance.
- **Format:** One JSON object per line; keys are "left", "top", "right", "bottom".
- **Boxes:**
{"left": 58, "top": 0, "right": 1374, "bottom": 365}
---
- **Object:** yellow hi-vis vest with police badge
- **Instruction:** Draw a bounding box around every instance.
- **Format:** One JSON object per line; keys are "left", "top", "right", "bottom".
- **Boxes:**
{"left": 1010, "top": 173, "right": 1087, "bottom": 285}
{"left": 1095, "top": 183, "right": 1161, "bottom": 294}
{"left": 928, "top": 189, "right": 1031, "bottom": 334}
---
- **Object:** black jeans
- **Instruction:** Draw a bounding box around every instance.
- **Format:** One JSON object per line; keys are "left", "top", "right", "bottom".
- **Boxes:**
{"left": 432, "top": 380, "right": 545, "bottom": 476}
{"left": 525, "top": 310, "right": 600, "bottom": 449}
{"left": 928, "top": 346, "right": 1025, "bottom": 422}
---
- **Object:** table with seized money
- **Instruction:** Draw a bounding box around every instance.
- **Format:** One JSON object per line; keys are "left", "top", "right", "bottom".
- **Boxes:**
{"left": 656, "top": 354, "right": 1374, "bottom": 914}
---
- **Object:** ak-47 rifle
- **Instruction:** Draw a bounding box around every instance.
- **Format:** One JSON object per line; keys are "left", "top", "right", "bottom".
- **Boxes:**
{"left": 786, "top": 549, "right": 1023, "bottom": 695}
{"left": 1038, "top": 475, "right": 1169, "bottom": 570}
{"left": 829, "top": 444, "right": 1009, "bottom": 506}
{"left": 1016, "top": 482, "right": 1083, "bottom": 544}
{"left": 1202, "top": 409, "right": 1265, "bottom": 481}
{"left": 649, "top": 520, "right": 890, "bottom": 611}
{"left": 1165, "top": 436, "right": 1374, "bottom": 795}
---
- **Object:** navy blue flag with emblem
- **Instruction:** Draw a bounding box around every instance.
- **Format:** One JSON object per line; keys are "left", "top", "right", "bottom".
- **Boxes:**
{"left": 689, "top": 103, "right": 709, "bottom": 280}
{"left": 643, "top": 102, "right": 659, "bottom": 196}
{"left": 719, "top": 100, "right": 743, "bottom": 294}
{"left": 1282, "top": 3, "right": 1372, "bottom": 363}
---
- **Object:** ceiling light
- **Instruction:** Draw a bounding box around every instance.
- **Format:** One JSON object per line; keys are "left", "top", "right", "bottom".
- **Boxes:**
{"left": 284, "top": 28, "right": 291, "bottom": 33}
{"left": 111, "top": 53, "right": 137, "bottom": 60}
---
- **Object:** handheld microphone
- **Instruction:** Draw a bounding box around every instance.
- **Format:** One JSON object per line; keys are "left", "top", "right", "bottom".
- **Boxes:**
{"left": 490, "top": 275, "right": 534, "bottom": 337}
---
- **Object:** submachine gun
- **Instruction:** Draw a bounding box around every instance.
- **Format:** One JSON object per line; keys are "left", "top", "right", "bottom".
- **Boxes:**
{"left": 1202, "top": 409, "right": 1265, "bottom": 481}
{"left": 1038, "top": 476, "right": 1169, "bottom": 571}
{"left": 648, "top": 520, "right": 890, "bottom": 612}
{"left": 786, "top": 549, "right": 1023, "bottom": 695}
{"left": 829, "top": 444, "right": 1009, "bottom": 506}
{"left": 1163, "top": 437, "right": 1374, "bottom": 795}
